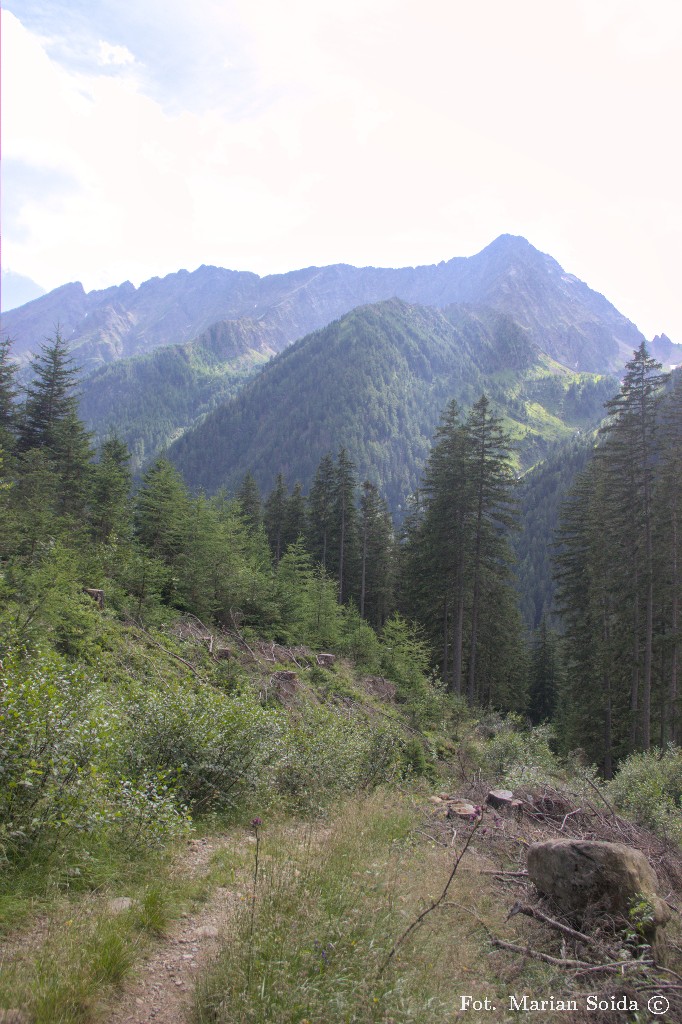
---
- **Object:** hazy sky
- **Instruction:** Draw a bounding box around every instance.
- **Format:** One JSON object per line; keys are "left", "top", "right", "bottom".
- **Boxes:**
{"left": 3, "top": 0, "right": 681, "bottom": 340}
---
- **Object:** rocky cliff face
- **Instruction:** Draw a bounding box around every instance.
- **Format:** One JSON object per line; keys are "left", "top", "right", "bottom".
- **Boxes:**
{"left": 1, "top": 236, "right": 644, "bottom": 374}
{"left": 650, "top": 333, "right": 682, "bottom": 367}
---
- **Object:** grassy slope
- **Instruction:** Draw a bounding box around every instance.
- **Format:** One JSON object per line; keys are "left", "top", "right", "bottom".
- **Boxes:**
{"left": 4, "top": 611, "right": 682, "bottom": 1024}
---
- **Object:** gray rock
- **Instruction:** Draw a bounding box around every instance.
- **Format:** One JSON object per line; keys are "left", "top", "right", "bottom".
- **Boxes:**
{"left": 527, "top": 839, "right": 670, "bottom": 932}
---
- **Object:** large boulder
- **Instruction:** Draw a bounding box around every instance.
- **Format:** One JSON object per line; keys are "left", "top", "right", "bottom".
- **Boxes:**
{"left": 527, "top": 839, "right": 670, "bottom": 932}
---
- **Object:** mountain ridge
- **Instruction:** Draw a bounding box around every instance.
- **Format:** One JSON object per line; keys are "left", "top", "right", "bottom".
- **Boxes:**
{"left": 2, "top": 235, "right": 645, "bottom": 374}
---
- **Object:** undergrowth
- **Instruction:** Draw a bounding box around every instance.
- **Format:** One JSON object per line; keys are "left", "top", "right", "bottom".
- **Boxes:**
{"left": 193, "top": 791, "right": 524, "bottom": 1024}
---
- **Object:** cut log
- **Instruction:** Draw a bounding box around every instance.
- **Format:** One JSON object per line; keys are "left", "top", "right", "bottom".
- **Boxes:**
{"left": 83, "top": 587, "right": 105, "bottom": 609}
{"left": 486, "top": 789, "right": 514, "bottom": 809}
{"left": 446, "top": 800, "right": 479, "bottom": 820}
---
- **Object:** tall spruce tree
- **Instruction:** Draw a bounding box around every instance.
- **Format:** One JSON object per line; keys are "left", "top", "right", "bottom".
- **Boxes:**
{"left": 400, "top": 396, "right": 521, "bottom": 704}
{"left": 283, "top": 482, "right": 307, "bottom": 551}
{"left": 358, "top": 480, "right": 394, "bottom": 627}
{"left": 464, "top": 395, "right": 517, "bottom": 702}
{"left": 654, "top": 373, "right": 682, "bottom": 742}
{"left": 333, "top": 447, "right": 359, "bottom": 604}
{"left": 17, "top": 333, "right": 94, "bottom": 519}
{"left": 307, "top": 453, "right": 336, "bottom": 569}
{"left": 18, "top": 332, "right": 81, "bottom": 453}
{"left": 0, "top": 338, "right": 19, "bottom": 452}
{"left": 89, "top": 436, "right": 133, "bottom": 545}
{"left": 135, "top": 458, "right": 191, "bottom": 570}
{"left": 235, "top": 472, "right": 262, "bottom": 532}
{"left": 600, "top": 344, "right": 668, "bottom": 749}
{"left": 264, "top": 473, "right": 289, "bottom": 564}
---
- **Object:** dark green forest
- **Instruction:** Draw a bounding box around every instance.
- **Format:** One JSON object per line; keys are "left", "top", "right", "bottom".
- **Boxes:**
{"left": 1, "top": 332, "right": 680, "bottom": 788}
{"left": 166, "top": 299, "right": 616, "bottom": 515}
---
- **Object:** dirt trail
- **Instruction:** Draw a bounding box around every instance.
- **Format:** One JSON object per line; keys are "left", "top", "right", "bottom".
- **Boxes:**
{"left": 105, "top": 836, "right": 244, "bottom": 1024}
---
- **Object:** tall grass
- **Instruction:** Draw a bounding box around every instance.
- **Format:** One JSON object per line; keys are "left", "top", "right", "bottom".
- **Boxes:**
{"left": 193, "top": 791, "right": 497, "bottom": 1024}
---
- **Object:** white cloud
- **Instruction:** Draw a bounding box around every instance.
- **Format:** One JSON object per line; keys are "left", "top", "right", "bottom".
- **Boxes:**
{"left": 2, "top": 3, "right": 682, "bottom": 341}
{"left": 97, "top": 40, "right": 135, "bottom": 67}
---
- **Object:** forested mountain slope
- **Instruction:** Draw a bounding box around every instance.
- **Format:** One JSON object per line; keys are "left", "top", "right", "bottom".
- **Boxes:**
{"left": 78, "top": 317, "right": 276, "bottom": 468}
{"left": 3, "top": 234, "right": 644, "bottom": 374}
{"left": 169, "top": 299, "right": 616, "bottom": 514}
{"left": 514, "top": 437, "right": 595, "bottom": 629}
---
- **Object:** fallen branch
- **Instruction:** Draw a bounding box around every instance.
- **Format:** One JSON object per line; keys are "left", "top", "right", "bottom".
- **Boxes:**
{"left": 478, "top": 870, "right": 528, "bottom": 877}
{"left": 415, "top": 829, "right": 449, "bottom": 848}
{"left": 572, "top": 959, "right": 653, "bottom": 977}
{"left": 578, "top": 772, "right": 618, "bottom": 818}
{"left": 492, "top": 938, "right": 591, "bottom": 968}
{"left": 506, "top": 902, "right": 612, "bottom": 954}
{"left": 379, "top": 819, "right": 481, "bottom": 974}
{"left": 128, "top": 619, "right": 206, "bottom": 683}
{"left": 560, "top": 809, "right": 583, "bottom": 830}
{"left": 636, "top": 983, "right": 682, "bottom": 991}
{"left": 649, "top": 964, "right": 682, "bottom": 983}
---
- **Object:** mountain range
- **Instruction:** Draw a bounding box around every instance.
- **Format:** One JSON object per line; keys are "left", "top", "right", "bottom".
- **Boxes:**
{"left": 2, "top": 235, "right": 645, "bottom": 374}
{"left": 2, "top": 233, "right": 662, "bottom": 515}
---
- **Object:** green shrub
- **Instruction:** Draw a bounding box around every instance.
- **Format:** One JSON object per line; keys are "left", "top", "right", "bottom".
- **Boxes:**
{"left": 0, "top": 646, "right": 189, "bottom": 865}
{"left": 275, "top": 701, "right": 400, "bottom": 807}
{"left": 479, "top": 719, "right": 558, "bottom": 783}
{"left": 607, "top": 745, "right": 682, "bottom": 844}
{"left": 123, "top": 681, "right": 283, "bottom": 815}
{"left": 399, "top": 737, "right": 435, "bottom": 780}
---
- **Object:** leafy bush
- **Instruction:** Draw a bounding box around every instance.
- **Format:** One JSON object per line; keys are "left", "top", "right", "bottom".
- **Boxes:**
{"left": 0, "top": 647, "right": 189, "bottom": 864}
{"left": 123, "top": 681, "right": 283, "bottom": 814}
{"left": 607, "top": 745, "right": 682, "bottom": 844}
{"left": 275, "top": 702, "right": 400, "bottom": 807}
{"left": 479, "top": 718, "right": 558, "bottom": 782}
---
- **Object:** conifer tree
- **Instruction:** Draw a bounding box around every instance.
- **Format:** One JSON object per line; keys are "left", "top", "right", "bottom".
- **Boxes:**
{"left": 0, "top": 338, "right": 19, "bottom": 452}
{"left": 283, "top": 482, "right": 307, "bottom": 551}
{"left": 401, "top": 401, "right": 469, "bottom": 692}
{"left": 359, "top": 480, "right": 394, "bottom": 627}
{"left": 333, "top": 447, "right": 359, "bottom": 603}
{"left": 307, "top": 452, "right": 336, "bottom": 568}
{"left": 527, "top": 619, "right": 562, "bottom": 724}
{"left": 89, "top": 437, "right": 132, "bottom": 545}
{"left": 464, "top": 395, "right": 517, "bottom": 702}
{"left": 654, "top": 373, "right": 682, "bottom": 742}
{"left": 18, "top": 332, "right": 81, "bottom": 454}
{"left": 264, "top": 473, "right": 288, "bottom": 563}
{"left": 600, "top": 344, "right": 668, "bottom": 749}
{"left": 135, "top": 458, "right": 191, "bottom": 569}
{"left": 400, "top": 397, "right": 520, "bottom": 703}
{"left": 235, "top": 472, "right": 262, "bottom": 532}
{"left": 15, "top": 333, "right": 95, "bottom": 520}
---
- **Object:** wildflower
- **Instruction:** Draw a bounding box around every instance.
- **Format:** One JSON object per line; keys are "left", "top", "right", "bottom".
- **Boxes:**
{"left": 251, "top": 817, "right": 262, "bottom": 828}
